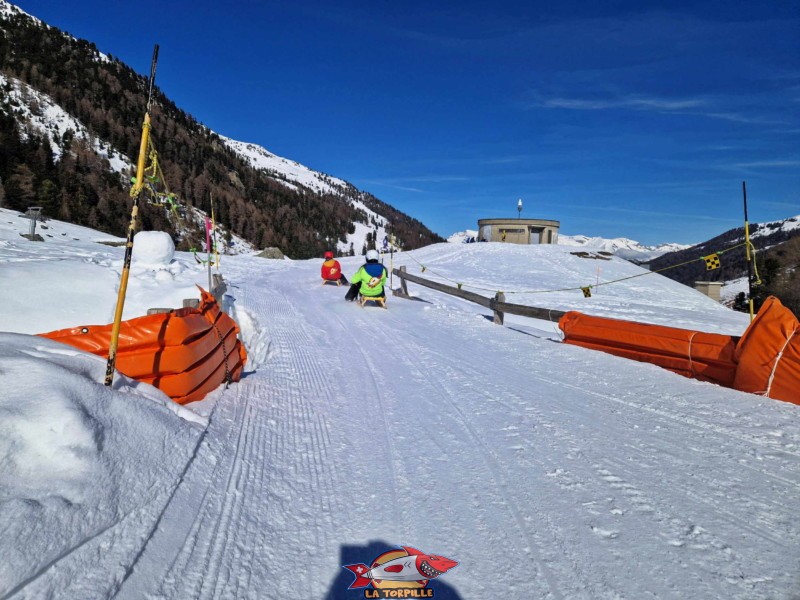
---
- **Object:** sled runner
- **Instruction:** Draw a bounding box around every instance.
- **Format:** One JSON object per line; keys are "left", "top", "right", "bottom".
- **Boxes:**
{"left": 359, "top": 295, "right": 387, "bottom": 309}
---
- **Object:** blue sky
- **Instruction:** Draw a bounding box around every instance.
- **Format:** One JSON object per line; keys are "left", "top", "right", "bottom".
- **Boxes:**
{"left": 14, "top": 0, "right": 800, "bottom": 244}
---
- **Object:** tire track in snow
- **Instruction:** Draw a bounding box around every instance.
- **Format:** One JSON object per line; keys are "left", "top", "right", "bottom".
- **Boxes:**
{"left": 140, "top": 382, "right": 256, "bottom": 600}
{"left": 198, "top": 385, "right": 257, "bottom": 599}
{"left": 207, "top": 283, "right": 342, "bottom": 597}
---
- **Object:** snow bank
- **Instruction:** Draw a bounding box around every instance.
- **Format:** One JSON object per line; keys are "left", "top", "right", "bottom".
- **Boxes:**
{"left": 0, "top": 333, "right": 204, "bottom": 597}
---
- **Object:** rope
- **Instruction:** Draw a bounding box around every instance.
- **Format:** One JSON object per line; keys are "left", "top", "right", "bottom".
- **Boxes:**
{"left": 687, "top": 331, "right": 698, "bottom": 377}
{"left": 763, "top": 326, "right": 798, "bottom": 398}
{"left": 748, "top": 241, "right": 762, "bottom": 285}
{"left": 399, "top": 242, "right": 750, "bottom": 297}
{"left": 211, "top": 317, "right": 233, "bottom": 387}
{"left": 127, "top": 136, "right": 183, "bottom": 224}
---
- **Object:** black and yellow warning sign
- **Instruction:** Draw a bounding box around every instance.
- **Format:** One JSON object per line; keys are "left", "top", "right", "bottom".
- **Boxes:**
{"left": 703, "top": 254, "right": 721, "bottom": 270}
{"left": 581, "top": 286, "right": 592, "bottom": 298}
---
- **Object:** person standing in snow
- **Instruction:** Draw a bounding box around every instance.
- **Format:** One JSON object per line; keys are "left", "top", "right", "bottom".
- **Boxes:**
{"left": 345, "top": 249, "right": 387, "bottom": 302}
{"left": 321, "top": 251, "right": 348, "bottom": 285}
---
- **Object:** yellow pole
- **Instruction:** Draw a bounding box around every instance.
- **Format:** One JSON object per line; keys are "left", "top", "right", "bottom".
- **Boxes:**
{"left": 105, "top": 45, "right": 159, "bottom": 386}
{"left": 104, "top": 113, "right": 152, "bottom": 386}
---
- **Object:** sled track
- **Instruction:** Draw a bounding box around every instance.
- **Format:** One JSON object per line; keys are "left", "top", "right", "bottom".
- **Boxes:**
{"left": 386, "top": 332, "right": 566, "bottom": 599}
{"left": 330, "top": 307, "right": 403, "bottom": 527}
{"left": 388, "top": 323, "right": 798, "bottom": 596}
{"left": 115, "top": 282, "right": 344, "bottom": 598}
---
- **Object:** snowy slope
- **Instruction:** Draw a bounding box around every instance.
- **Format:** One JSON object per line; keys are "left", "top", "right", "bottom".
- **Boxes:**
{"left": 1, "top": 217, "right": 799, "bottom": 599}
{"left": 558, "top": 234, "right": 691, "bottom": 261}
{"left": 0, "top": 0, "right": 42, "bottom": 27}
{"left": 751, "top": 214, "right": 800, "bottom": 240}
{"left": 450, "top": 230, "right": 689, "bottom": 262}
{"left": 220, "top": 135, "right": 397, "bottom": 256}
{"left": 0, "top": 0, "right": 412, "bottom": 259}
{"left": 0, "top": 73, "right": 131, "bottom": 173}
{"left": 221, "top": 136, "right": 350, "bottom": 197}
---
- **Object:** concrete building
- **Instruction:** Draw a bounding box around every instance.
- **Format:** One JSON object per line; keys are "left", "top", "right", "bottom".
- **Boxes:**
{"left": 477, "top": 218, "right": 560, "bottom": 245}
{"left": 694, "top": 281, "right": 723, "bottom": 302}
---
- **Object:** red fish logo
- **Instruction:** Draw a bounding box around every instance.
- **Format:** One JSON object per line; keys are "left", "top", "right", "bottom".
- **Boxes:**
{"left": 344, "top": 546, "right": 458, "bottom": 594}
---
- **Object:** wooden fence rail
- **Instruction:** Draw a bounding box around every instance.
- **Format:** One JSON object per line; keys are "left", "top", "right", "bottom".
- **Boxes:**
{"left": 392, "top": 266, "right": 566, "bottom": 325}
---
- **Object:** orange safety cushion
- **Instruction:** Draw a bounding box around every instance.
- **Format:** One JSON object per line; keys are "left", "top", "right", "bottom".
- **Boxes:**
{"left": 559, "top": 311, "right": 739, "bottom": 387}
{"left": 39, "top": 288, "right": 248, "bottom": 404}
{"left": 733, "top": 296, "right": 800, "bottom": 405}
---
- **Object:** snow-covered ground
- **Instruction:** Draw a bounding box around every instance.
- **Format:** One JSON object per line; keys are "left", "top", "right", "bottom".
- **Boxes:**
{"left": 449, "top": 229, "right": 690, "bottom": 262}
{"left": 721, "top": 276, "right": 749, "bottom": 307}
{"left": 1, "top": 211, "right": 799, "bottom": 599}
{"left": 752, "top": 215, "right": 800, "bottom": 240}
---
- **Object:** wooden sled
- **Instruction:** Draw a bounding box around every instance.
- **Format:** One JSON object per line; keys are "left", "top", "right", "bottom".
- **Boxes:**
{"left": 359, "top": 295, "right": 387, "bottom": 309}
{"left": 322, "top": 278, "right": 342, "bottom": 286}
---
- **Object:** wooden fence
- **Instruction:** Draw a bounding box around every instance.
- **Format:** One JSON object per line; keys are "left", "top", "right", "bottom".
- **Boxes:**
{"left": 392, "top": 266, "right": 566, "bottom": 325}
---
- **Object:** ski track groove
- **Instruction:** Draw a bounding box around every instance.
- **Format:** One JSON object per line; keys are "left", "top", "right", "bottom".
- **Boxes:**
{"left": 394, "top": 317, "right": 795, "bottom": 596}
{"left": 232, "top": 282, "right": 341, "bottom": 596}
{"left": 511, "top": 371, "right": 785, "bottom": 585}
{"left": 203, "top": 387, "right": 257, "bottom": 600}
{"left": 330, "top": 307, "right": 403, "bottom": 529}
{"left": 142, "top": 278, "right": 345, "bottom": 599}
{"left": 386, "top": 331, "right": 566, "bottom": 600}
{"left": 420, "top": 326, "right": 800, "bottom": 497}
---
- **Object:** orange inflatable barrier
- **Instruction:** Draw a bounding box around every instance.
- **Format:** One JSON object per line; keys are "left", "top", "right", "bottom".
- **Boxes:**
{"left": 559, "top": 311, "right": 739, "bottom": 387}
{"left": 39, "top": 288, "right": 247, "bottom": 404}
{"left": 733, "top": 297, "right": 800, "bottom": 405}
{"left": 559, "top": 297, "right": 800, "bottom": 405}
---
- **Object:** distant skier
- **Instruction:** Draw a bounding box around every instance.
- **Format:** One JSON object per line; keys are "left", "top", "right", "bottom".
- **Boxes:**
{"left": 321, "top": 251, "right": 348, "bottom": 285}
{"left": 345, "top": 249, "right": 387, "bottom": 302}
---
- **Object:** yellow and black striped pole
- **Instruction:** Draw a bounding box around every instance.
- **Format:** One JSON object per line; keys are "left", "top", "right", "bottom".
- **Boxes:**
{"left": 105, "top": 45, "right": 159, "bottom": 387}
{"left": 742, "top": 180, "right": 755, "bottom": 322}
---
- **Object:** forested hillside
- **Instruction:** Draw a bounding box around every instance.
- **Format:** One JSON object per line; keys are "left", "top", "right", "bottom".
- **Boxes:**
{"left": 647, "top": 216, "right": 800, "bottom": 313}
{"left": 0, "top": 2, "right": 442, "bottom": 257}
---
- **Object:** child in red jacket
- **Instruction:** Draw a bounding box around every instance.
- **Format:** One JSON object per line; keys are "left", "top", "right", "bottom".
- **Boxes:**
{"left": 321, "top": 251, "right": 348, "bottom": 285}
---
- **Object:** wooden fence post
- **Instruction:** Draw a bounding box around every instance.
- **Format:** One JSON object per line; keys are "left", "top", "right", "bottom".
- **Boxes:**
{"left": 493, "top": 292, "right": 505, "bottom": 325}
{"left": 400, "top": 265, "right": 409, "bottom": 296}
{"left": 211, "top": 273, "right": 227, "bottom": 303}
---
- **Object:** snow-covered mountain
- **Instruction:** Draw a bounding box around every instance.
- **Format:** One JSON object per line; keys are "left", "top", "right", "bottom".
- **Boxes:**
{"left": 0, "top": 0, "right": 441, "bottom": 259}
{"left": 448, "top": 229, "right": 689, "bottom": 262}
{"left": 220, "top": 136, "right": 400, "bottom": 256}
{"left": 558, "top": 235, "right": 690, "bottom": 261}
{"left": 0, "top": 66, "right": 401, "bottom": 257}
{"left": 0, "top": 73, "right": 131, "bottom": 174}
{"left": 750, "top": 214, "right": 800, "bottom": 241}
